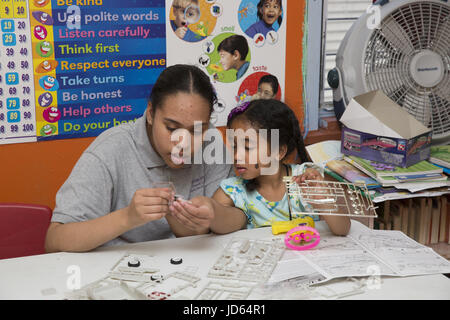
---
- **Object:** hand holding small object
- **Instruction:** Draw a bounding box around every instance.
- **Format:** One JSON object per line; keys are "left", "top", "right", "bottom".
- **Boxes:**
{"left": 291, "top": 168, "right": 324, "bottom": 185}
{"left": 126, "top": 188, "right": 174, "bottom": 228}
{"left": 291, "top": 168, "right": 329, "bottom": 211}
{"left": 169, "top": 196, "right": 214, "bottom": 232}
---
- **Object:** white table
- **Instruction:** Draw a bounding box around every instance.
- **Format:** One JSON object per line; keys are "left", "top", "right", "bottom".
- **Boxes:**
{"left": 0, "top": 220, "right": 449, "bottom": 300}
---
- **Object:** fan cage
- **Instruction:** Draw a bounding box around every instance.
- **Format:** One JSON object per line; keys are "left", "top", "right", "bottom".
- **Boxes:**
{"left": 364, "top": 1, "right": 450, "bottom": 139}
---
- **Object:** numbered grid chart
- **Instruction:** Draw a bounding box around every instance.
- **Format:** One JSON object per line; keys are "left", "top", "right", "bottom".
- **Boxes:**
{"left": 0, "top": 0, "right": 37, "bottom": 144}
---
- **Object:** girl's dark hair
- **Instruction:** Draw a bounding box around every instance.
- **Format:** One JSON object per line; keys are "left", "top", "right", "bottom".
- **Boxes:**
{"left": 217, "top": 35, "right": 249, "bottom": 61}
{"left": 258, "top": 74, "right": 279, "bottom": 95}
{"left": 150, "top": 64, "right": 218, "bottom": 114}
{"left": 257, "top": 0, "right": 283, "bottom": 26}
{"left": 228, "top": 99, "right": 307, "bottom": 192}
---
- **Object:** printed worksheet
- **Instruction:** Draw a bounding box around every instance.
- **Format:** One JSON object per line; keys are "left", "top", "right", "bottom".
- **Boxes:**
{"left": 298, "top": 232, "right": 396, "bottom": 279}
{"left": 270, "top": 229, "right": 450, "bottom": 284}
{"left": 268, "top": 252, "right": 326, "bottom": 284}
{"left": 349, "top": 230, "right": 450, "bottom": 277}
{"left": 350, "top": 230, "right": 424, "bottom": 251}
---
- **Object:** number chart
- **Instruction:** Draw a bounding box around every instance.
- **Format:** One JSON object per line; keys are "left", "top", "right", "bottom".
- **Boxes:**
{"left": 0, "top": 0, "right": 36, "bottom": 144}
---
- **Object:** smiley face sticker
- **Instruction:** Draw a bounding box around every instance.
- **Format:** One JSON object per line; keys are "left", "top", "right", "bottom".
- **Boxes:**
{"left": 38, "top": 92, "right": 53, "bottom": 108}
{"left": 43, "top": 107, "right": 61, "bottom": 123}
{"left": 39, "top": 76, "right": 59, "bottom": 91}
{"left": 32, "top": 11, "right": 54, "bottom": 25}
{"left": 34, "top": 25, "right": 48, "bottom": 40}
{"left": 40, "top": 124, "right": 57, "bottom": 136}
{"left": 34, "top": 0, "right": 50, "bottom": 7}
{"left": 36, "top": 41, "right": 53, "bottom": 58}
{"left": 36, "top": 60, "right": 58, "bottom": 73}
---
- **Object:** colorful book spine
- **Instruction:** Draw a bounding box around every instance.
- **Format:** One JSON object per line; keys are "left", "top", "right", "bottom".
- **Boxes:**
{"left": 326, "top": 160, "right": 381, "bottom": 189}
{"left": 346, "top": 156, "right": 442, "bottom": 178}
{"left": 430, "top": 162, "right": 450, "bottom": 174}
{"left": 430, "top": 145, "right": 450, "bottom": 169}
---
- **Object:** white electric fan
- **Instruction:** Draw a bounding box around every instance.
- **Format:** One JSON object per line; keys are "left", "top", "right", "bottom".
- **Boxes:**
{"left": 328, "top": 0, "right": 450, "bottom": 145}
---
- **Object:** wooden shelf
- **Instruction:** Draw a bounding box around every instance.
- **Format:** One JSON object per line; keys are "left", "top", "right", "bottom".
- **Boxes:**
{"left": 304, "top": 116, "right": 342, "bottom": 145}
{"left": 375, "top": 197, "right": 450, "bottom": 261}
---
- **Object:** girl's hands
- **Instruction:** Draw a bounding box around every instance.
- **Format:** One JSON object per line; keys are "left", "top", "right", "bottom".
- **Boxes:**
{"left": 169, "top": 196, "right": 214, "bottom": 233}
{"left": 126, "top": 188, "right": 174, "bottom": 229}
{"left": 292, "top": 168, "right": 332, "bottom": 211}
{"left": 292, "top": 167, "right": 324, "bottom": 185}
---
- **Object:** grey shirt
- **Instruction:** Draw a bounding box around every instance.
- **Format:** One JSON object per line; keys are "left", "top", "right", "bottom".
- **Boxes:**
{"left": 52, "top": 114, "right": 234, "bottom": 247}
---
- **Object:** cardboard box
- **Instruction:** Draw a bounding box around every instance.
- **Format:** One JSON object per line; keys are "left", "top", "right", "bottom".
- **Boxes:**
{"left": 340, "top": 90, "right": 432, "bottom": 168}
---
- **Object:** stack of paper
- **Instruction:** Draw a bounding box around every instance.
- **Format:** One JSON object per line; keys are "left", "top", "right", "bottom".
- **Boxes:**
{"left": 305, "top": 140, "right": 450, "bottom": 203}
{"left": 344, "top": 155, "right": 447, "bottom": 187}
{"left": 429, "top": 145, "right": 450, "bottom": 173}
{"left": 305, "top": 140, "right": 342, "bottom": 167}
{"left": 326, "top": 159, "right": 381, "bottom": 189}
{"left": 266, "top": 224, "right": 450, "bottom": 288}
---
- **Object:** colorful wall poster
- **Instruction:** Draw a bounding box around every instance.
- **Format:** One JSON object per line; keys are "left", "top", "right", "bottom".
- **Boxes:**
{"left": 166, "top": 0, "right": 287, "bottom": 126}
{"left": 0, "top": 0, "right": 166, "bottom": 144}
{"left": 0, "top": 0, "right": 288, "bottom": 144}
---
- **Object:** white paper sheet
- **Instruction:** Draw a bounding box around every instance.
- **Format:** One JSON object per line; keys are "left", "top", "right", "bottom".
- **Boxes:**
{"left": 268, "top": 251, "right": 324, "bottom": 284}
{"left": 269, "top": 229, "right": 450, "bottom": 284}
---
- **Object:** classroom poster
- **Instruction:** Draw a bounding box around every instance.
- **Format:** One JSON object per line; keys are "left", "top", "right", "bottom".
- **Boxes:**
{"left": 0, "top": 0, "right": 287, "bottom": 144}
{"left": 166, "top": 0, "right": 287, "bottom": 126}
{"left": 0, "top": 0, "right": 166, "bottom": 144}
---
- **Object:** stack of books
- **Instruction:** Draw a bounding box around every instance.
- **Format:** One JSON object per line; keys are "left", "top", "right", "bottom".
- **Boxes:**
{"left": 429, "top": 145, "right": 450, "bottom": 174}
{"left": 325, "top": 159, "right": 381, "bottom": 189}
{"left": 305, "top": 140, "right": 450, "bottom": 203}
{"left": 306, "top": 140, "right": 449, "bottom": 252}
{"left": 344, "top": 155, "right": 447, "bottom": 188}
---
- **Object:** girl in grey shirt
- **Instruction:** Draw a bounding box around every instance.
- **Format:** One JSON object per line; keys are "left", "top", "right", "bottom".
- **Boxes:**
{"left": 46, "top": 65, "right": 238, "bottom": 251}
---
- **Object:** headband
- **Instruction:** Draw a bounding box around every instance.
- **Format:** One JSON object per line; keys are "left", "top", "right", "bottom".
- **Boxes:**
{"left": 227, "top": 101, "right": 251, "bottom": 123}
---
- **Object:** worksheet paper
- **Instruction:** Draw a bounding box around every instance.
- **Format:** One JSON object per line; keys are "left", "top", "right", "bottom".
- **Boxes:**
{"left": 269, "top": 229, "right": 450, "bottom": 284}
